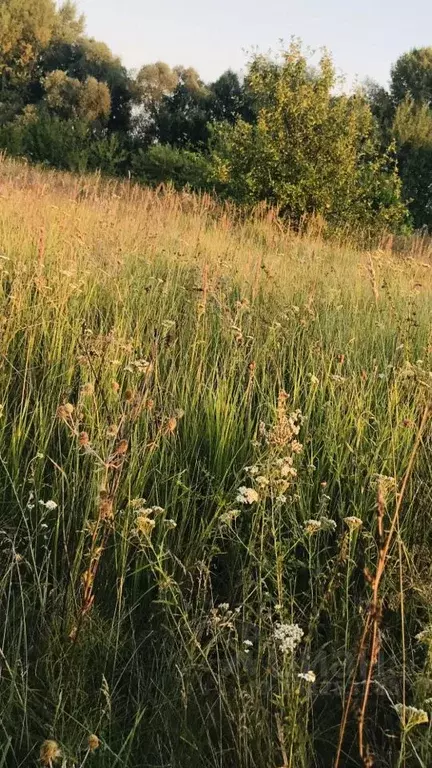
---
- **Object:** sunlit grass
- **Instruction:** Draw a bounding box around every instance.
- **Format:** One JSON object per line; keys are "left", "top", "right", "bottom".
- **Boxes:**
{"left": 0, "top": 156, "right": 431, "bottom": 767}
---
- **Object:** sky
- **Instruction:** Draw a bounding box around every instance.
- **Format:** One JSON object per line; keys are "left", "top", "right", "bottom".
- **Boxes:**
{"left": 76, "top": 0, "right": 432, "bottom": 88}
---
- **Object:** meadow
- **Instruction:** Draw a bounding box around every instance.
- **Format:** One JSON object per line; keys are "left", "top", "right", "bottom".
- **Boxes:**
{"left": 0, "top": 156, "right": 431, "bottom": 767}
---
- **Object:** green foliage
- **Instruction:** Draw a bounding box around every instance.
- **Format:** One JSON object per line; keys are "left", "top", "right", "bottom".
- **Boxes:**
{"left": 89, "top": 132, "right": 128, "bottom": 174}
{"left": 0, "top": 0, "right": 56, "bottom": 84}
{"left": 208, "top": 69, "right": 255, "bottom": 124}
{"left": 0, "top": 113, "right": 91, "bottom": 171}
{"left": 391, "top": 47, "right": 432, "bottom": 105}
{"left": 131, "top": 143, "right": 212, "bottom": 190}
{"left": 43, "top": 70, "right": 110, "bottom": 122}
{"left": 51, "top": 0, "right": 85, "bottom": 44}
{"left": 147, "top": 67, "right": 211, "bottom": 149}
{"left": 393, "top": 97, "right": 432, "bottom": 148}
{"left": 40, "top": 38, "right": 134, "bottom": 131}
{"left": 136, "top": 61, "right": 179, "bottom": 110}
{"left": 392, "top": 98, "right": 432, "bottom": 229}
{"left": 212, "top": 43, "right": 407, "bottom": 233}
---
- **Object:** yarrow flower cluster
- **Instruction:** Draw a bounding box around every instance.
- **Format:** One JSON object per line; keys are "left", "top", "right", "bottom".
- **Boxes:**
{"left": 208, "top": 603, "right": 240, "bottom": 632}
{"left": 274, "top": 622, "right": 304, "bottom": 653}
{"left": 132, "top": 504, "right": 166, "bottom": 538}
{"left": 304, "top": 517, "right": 336, "bottom": 535}
{"left": 236, "top": 486, "right": 259, "bottom": 505}
{"left": 219, "top": 509, "right": 241, "bottom": 526}
{"left": 39, "top": 499, "right": 58, "bottom": 511}
{"left": 343, "top": 516, "right": 363, "bottom": 532}
{"left": 416, "top": 626, "right": 432, "bottom": 644}
{"left": 394, "top": 704, "right": 428, "bottom": 729}
{"left": 298, "top": 670, "right": 316, "bottom": 683}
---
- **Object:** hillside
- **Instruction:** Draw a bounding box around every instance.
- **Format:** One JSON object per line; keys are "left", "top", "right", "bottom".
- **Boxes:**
{"left": 0, "top": 157, "right": 431, "bottom": 767}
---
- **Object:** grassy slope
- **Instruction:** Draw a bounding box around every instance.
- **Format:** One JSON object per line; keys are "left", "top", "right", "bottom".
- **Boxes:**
{"left": 0, "top": 157, "right": 431, "bottom": 767}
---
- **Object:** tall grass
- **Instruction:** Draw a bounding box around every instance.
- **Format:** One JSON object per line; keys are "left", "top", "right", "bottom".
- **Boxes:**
{"left": 0, "top": 156, "right": 431, "bottom": 767}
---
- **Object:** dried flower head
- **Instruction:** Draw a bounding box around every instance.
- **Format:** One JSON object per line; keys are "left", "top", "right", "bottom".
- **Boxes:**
{"left": 87, "top": 734, "right": 100, "bottom": 752}
{"left": 304, "top": 519, "right": 322, "bottom": 535}
{"left": 81, "top": 383, "right": 94, "bottom": 397}
{"left": 320, "top": 516, "right": 337, "bottom": 532}
{"left": 135, "top": 515, "right": 156, "bottom": 536}
{"left": 57, "top": 403, "right": 74, "bottom": 420}
{"left": 99, "top": 497, "right": 114, "bottom": 522}
{"left": 79, "top": 431, "right": 90, "bottom": 447}
{"left": 39, "top": 740, "right": 62, "bottom": 766}
{"left": 116, "top": 439, "right": 129, "bottom": 456}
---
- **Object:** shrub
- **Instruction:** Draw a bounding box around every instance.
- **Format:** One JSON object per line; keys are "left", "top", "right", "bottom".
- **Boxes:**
{"left": 131, "top": 144, "right": 212, "bottom": 191}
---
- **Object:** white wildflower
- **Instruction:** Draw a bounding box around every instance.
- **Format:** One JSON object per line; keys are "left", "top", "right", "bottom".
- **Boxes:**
{"left": 243, "top": 639, "right": 253, "bottom": 653}
{"left": 39, "top": 500, "right": 58, "bottom": 511}
{"left": 255, "top": 475, "right": 269, "bottom": 488}
{"left": 298, "top": 670, "right": 316, "bottom": 683}
{"left": 320, "top": 517, "right": 337, "bottom": 532}
{"left": 309, "top": 374, "right": 319, "bottom": 386}
{"left": 164, "top": 519, "right": 177, "bottom": 529}
{"left": 218, "top": 603, "right": 230, "bottom": 612}
{"left": 130, "top": 497, "right": 146, "bottom": 509}
{"left": 274, "top": 622, "right": 304, "bottom": 653}
{"left": 236, "top": 486, "right": 259, "bottom": 505}
{"left": 276, "top": 494, "right": 287, "bottom": 504}
{"left": 245, "top": 465, "right": 259, "bottom": 477}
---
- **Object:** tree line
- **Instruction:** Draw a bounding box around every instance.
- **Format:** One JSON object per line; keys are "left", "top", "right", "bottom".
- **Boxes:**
{"left": 1, "top": 0, "right": 432, "bottom": 233}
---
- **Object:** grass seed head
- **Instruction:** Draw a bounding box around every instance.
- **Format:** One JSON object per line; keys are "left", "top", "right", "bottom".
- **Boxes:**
{"left": 39, "top": 740, "right": 61, "bottom": 766}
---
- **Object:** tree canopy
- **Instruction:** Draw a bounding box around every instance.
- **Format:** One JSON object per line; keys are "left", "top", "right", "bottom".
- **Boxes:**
{"left": 2, "top": 3, "right": 432, "bottom": 233}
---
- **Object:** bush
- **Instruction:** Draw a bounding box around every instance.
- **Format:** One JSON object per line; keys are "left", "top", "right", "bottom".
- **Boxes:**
{"left": 131, "top": 144, "right": 212, "bottom": 191}
{"left": 211, "top": 43, "right": 408, "bottom": 234}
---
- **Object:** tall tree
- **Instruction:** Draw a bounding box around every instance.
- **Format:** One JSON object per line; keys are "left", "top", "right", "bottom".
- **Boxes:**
{"left": 391, "top": 48, "right": 432, "bottom": 105}
{"left": 392, "top": 97, "right": 432, "bottom": 228}
{"left": 212, "top": 43, "right": 406, "bottom": 232}
{"left": 208, "top": 70, "right": 255, "bottom": 124}
{"left": 41, "top": 37, "right": 134, "bottom": 130}
{"left": 0, "top": 0, "right": 56, "bottom": 86}
{"left": 140, "top": 65, "right": 211, "bottom": 149}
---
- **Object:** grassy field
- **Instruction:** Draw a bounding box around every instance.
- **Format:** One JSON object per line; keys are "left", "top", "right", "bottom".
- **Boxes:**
{"left": 0, "top": 156, "right": 431, "bottom": 768}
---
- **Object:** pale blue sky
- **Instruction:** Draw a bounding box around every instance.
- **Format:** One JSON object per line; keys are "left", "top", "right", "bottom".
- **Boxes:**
{"left": 76, "top": 0, "right": 432, "bottom": 87}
